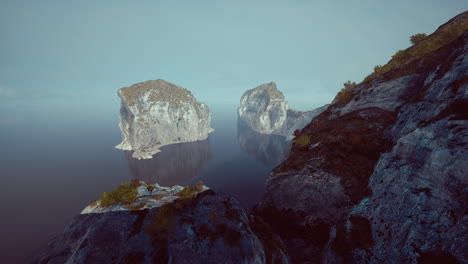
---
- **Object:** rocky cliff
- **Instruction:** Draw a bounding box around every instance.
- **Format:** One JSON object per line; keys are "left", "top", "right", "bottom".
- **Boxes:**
{"left": 32, "top": 182, "right": 289, "bottom": 264}
{"left": 238, "top": 82, "right": 328, "bottom": 140}
{"left": 115, "top": 79, "right": 214, "bottom": 159}
{"left": 255, "top": 12, "right": 468, "bottom": 264}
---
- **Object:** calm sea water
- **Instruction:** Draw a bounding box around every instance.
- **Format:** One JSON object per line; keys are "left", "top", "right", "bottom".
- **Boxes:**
{"left": 0, "top": 103, "right": 290, "bottom": 264}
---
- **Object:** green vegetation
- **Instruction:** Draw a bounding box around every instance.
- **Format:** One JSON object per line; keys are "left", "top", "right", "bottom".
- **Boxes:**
{"left": 334, "top": 80, "right": 357, "bottom": 104}
{"left": 410, "top": 33, "right": 427, "bottom": 45}
{"left": 364, "top": 17, "right": 468, "bottom": 82}
{"left": 99, "top": 182, "right": 139, "bottom": 207}
{"left": 343, "top": 80, "right": 357, "bottom": 89}
{"left": 126, "top": 202, "right": 147, "bottom": 211}
{"left": 295, "top": 134, "right": 311, "bottom": 147}
{"left": 176, "top": 181, "right": 204, "bottom": 199}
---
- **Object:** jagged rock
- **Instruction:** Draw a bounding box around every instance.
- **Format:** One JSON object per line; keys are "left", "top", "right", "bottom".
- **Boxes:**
{"left": 255, "top": 12, "right": 468, "bottom": 264}
{"left": 32, "top": 183, "right": 290, "bottom": 264}
{"left": 115, "top": 79, "right": 214, "bottom": 159}
{"left": 237, "top": 82, "right": 328, "bottom": 140}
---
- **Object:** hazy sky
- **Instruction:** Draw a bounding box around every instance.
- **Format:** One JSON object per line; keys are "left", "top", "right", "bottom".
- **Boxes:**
{"left": 1, "top": 0, "right": 466, "bottom": 119}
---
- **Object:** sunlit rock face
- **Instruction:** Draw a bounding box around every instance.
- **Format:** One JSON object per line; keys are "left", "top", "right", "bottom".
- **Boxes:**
{"left": 237, "top": 82, "right": 328, "bottom": 140}
{"left": 33, "top": 184, "right": 290, "bottom": 264}
{"left": 255, "top": 16, "right": 468, "bottom": 264}
{"left": 115, "top": 79, "right": 214, "bottom": 159}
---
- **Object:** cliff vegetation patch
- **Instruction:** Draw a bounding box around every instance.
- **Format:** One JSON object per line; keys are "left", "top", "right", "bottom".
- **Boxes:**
{"left": 99, "top": 179, "right": 140, "bottom": 207}
{"left": 364, "top": 12, "right": 468, "bottom": 82}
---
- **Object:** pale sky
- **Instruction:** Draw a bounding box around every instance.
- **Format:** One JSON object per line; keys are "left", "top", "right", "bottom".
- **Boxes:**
{"left": 0, "top": 0, "right": 466, "bottom": 117}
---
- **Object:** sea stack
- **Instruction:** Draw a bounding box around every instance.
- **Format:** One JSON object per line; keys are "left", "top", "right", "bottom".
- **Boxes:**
{"left": 115, "top": 79, "right": 214, "bottom": 159}
{"left": 237, "top": 82, "right": 328, "bottom": 140}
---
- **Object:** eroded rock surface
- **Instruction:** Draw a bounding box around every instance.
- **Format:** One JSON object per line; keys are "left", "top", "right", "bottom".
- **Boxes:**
{"left": 33, "top": 184, "right": 289, "bottom": 264}
{"left": 255, "top": 14, "right": 468, "bottom": 264}
{"left": 115, "top": 79, "right": 214, "bottom": 159}
{"left": 238, "top": 82, "right": 328, "bottom": 140}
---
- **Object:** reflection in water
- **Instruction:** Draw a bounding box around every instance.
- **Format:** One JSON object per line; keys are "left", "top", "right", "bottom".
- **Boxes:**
{"left": 237, "top": 120, "right": 291, "bottom": 166}
{"left": 125, "top": 139, "right": 212, "bottom": 186}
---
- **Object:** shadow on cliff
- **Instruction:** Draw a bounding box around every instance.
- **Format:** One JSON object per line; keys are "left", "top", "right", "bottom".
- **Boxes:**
{"left": 125, "top": 139, "right": 212, "bottom": 186}
{"left": 237, "top": 119, "right": 291, "bottom": 166}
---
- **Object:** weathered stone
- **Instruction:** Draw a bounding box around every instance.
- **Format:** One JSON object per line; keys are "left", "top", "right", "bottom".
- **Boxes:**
{"left": 238, "top": 82, "right": 328, "bottom": 140}
{"left": 255, "top": 14, "right": 468, "bottom": 264}
{"left": 32, "top": 186, "right": 290, "bottom": 264}
{"left": 115, "top": 79, "right": 214, "bottom": 159}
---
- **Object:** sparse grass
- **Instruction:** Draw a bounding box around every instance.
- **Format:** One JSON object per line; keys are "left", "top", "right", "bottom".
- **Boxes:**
{"left": 176, "top": 181, "right": 204, "bottom": 199}
{"left": 295, "top": 134, "right": 311, "bottom": 148}
{"left": 363, "top": 14, "right": 468, "bottom": 82}
{"left": 126, "top": 202, "right": 147, "bottom": 211}
{"left": 120, "top": 79, "right": 194, "bottom": 108}
{"left": 99, "top": 182, "right": 138, "bottom": 207}
{"left": 152, "top": 193, "right": 165, "bottom": 200}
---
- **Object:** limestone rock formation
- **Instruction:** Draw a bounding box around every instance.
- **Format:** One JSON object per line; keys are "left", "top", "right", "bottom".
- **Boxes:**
{"left": 33, "top": 182, "right": 290, "bottom": 264}
{"left": 237, "top": 82, "right": 328, "bottom": 140}
{"left": 115, "top": 79, "right": 214, "bottom": 159}
{"left": 254, "top": 12, "right": 468, "bottom": 264}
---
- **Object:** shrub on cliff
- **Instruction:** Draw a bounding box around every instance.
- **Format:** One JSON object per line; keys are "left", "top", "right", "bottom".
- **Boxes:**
{"left": 176, "top": 181, "right": 204, "bottom": 199}
{"left": 363, "top": 15, "right": 468, "bottom": 82}
{"left": 295, "top": 134, "right": 310, "bottom": 147}
{"left": 410, "top": 33, "right": 427, "bottom": 45}
{"left": 100, "top": 182, "right": 138, "bottom": 207}
{"left": 334, "top": 80, "right": 356, "bottom": 104}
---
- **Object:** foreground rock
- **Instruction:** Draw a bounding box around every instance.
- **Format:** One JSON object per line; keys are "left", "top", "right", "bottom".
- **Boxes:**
{"left": 115, "top": 79, "right": 214, "bottom": 159}
{"left": 255, "top": 12, "right": 468, "bottom": 264}
{"left": 237, "top": 82, "right": 328, "bottom": 140}
{"left": 33, "top": 182, "right": 289, "bottom": 264}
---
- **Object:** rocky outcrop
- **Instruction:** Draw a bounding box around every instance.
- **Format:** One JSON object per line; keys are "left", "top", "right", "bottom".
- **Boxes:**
{"left": 33, "top": 182, "right": 290, "bottom": 264}
{"left": 115, "top": 79, "right": 214, "bottom": 159}
{"left": 255, "top": 12, "right": 468, "bottom": 264}
{"left": 237, "top": 82, "right": 328, "bottom": 140}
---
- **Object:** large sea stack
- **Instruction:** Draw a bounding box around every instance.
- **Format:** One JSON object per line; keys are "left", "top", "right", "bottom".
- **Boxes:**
{"left": 115, "top": 79, "right": 214, "bottom": 159}
{"left": 238, "top": 82, "right": 328, "bottom": 140}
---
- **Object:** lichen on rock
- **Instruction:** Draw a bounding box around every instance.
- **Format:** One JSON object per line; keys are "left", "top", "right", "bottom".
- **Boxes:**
{"left": 115, "top": 79, "right": 214, "bottom": 159}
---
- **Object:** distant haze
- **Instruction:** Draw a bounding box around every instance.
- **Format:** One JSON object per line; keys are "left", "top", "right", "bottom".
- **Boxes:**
{"left": 0, "top": 0, "right": 466, "bottom": 118}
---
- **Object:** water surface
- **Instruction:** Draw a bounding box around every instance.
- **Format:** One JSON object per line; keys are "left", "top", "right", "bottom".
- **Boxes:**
{"left": 0, "top": 103, "right": 290, "bottom": 264}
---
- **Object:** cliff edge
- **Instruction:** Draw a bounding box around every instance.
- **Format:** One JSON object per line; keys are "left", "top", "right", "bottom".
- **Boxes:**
{"left": 255, "top": 11, "right": 468, "bottom": 264}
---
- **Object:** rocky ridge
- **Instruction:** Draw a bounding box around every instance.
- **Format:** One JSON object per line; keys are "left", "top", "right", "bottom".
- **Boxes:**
{"left": 238, "top": 82, "right": 328, "bottom": 140}
{"left": 255, "top": 12, "right": 468, "bottom": 264}
{"left": 115, "top": 79, "right": 214, "bottom": 159}
{"left": 33, "top": 182, "right": 289, "bottom": 264}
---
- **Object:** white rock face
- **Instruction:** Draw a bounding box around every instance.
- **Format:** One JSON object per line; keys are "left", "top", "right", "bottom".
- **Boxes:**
{"left": 238, "top": 82, "right": 328, "bottom": 140}
{"left": 115, "top": 79, "right": 214, "bottom": 159}
{"left": 81, "top": 181, "right": 208, "bottom": 214}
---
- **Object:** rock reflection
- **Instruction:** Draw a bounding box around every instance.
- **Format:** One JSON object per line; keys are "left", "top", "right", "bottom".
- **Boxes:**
{"left": 125, "top": 139, "right": 212, "bottom": 186}
{"left": 237, "top": 120, "right": 291, "bottom": 166}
